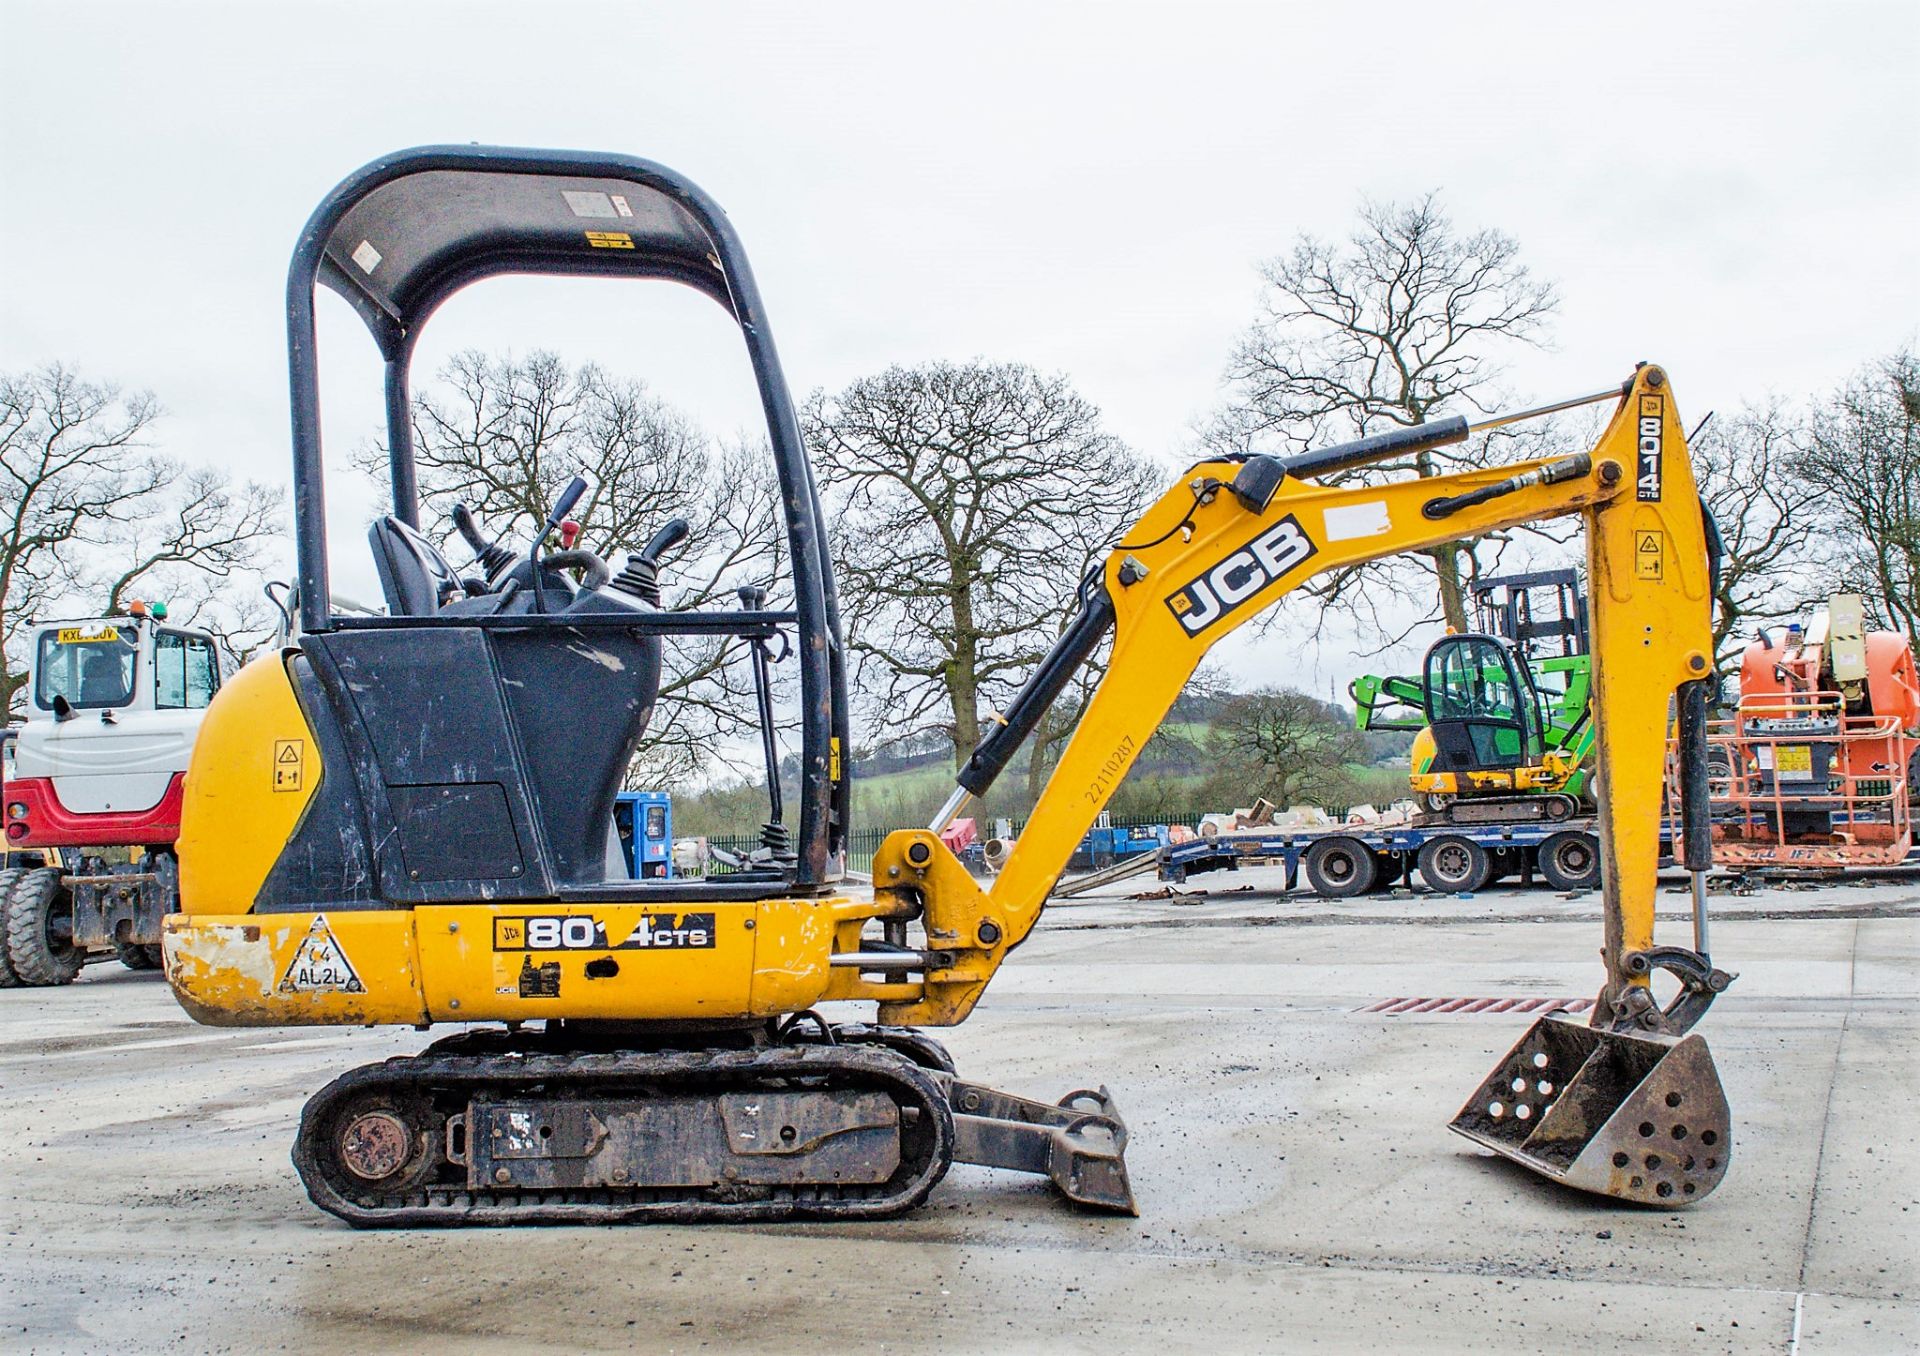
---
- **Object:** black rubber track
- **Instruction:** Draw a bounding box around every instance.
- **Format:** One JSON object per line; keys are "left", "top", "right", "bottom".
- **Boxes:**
{"left": 295, "top": 1043, "right": 955, "bottom": 1228}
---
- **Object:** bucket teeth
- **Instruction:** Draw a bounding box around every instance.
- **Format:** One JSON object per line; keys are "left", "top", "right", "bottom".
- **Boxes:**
{"left": 1450, "top": 1015, "right": 1731, "bottom": 1205}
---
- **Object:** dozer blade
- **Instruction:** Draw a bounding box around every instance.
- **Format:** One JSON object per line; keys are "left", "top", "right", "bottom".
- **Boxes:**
{"left": 1450, "top": 1015, "right": 1730, "bottom": 1205}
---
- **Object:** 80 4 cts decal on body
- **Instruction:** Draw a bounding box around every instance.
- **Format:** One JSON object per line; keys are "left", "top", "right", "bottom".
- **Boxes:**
{"left": 1165, "top": 514, "right": 1318, "bottom": 635}
{"left": 493, "top": 912, "right": 717, "bottom": 952}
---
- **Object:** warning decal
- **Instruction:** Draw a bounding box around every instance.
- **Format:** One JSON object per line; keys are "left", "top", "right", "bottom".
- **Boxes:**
{"left": 1635, "top": 530, "right": 1665, "bottom": 581}
{"left": 273, "top": 739, "right": 305, "bottom": 793}
{"left": 278, "top": 915, "right": 363, "bottom": 994}
{"left": 584, "top": 230, "right": 635, "bottom": 250}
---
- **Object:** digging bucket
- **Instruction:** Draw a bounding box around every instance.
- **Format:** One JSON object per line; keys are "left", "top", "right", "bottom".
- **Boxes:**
{"left": 1450, "top": 1014, "right": 1730, "bottom": 1205}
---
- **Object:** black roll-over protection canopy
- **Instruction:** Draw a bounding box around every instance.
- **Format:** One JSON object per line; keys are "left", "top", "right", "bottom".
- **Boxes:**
{"left": 282, "top": 144, "right": 848, "bottom": 881}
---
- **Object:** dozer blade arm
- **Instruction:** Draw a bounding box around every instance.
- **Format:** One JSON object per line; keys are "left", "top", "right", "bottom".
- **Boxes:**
{"left": 869, "top": 366, "right": 1715, "bottom": 1031}
{"left": 1349, "top": 672, "right": 1430, "bottom": 732}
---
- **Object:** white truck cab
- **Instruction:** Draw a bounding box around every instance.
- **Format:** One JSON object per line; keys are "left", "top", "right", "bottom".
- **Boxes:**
{"left": 2, "top": 607, "right": 227, "bottom": 985}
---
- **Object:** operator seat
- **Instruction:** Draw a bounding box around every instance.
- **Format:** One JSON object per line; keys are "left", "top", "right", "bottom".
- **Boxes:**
{"left": 79, "top": 648, "right": 131, "bottom": 705}
{"left": 368, "top": 516, "right": 462, "bottom": 616}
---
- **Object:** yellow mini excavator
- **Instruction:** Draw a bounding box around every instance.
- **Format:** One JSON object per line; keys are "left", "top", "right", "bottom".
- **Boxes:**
{"left": 166, "top": 145, "right": 1734, "bottom": 1225}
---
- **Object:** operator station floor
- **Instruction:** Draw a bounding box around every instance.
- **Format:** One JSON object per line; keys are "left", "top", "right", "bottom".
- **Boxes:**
{"left": 0, "top": 868, "right": 1915, "bottom": 1355}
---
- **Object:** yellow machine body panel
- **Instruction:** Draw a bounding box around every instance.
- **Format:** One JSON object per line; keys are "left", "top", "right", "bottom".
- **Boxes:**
{"left": 1408, "top": 726, "right": 1575, "bottom": 796}
{"left": 166, "top": 897, "right": 847, "bottom": 1026}
{"left": 174, "top": 650, "right": 322, "bottom": 913}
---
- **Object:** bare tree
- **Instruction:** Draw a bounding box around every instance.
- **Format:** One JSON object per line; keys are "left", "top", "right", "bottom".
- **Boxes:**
{"left": 802, "top": 360, "right": 1161, "bottom": 777}
{"left": 1689, "top": 402, "right": 1823, "bottom": 663}
{"left": 1207, "top": 686, "right": 1365, "bottom": 808}
{"left": 1791, "top": 348, "right": 1920, "bottom": 633}
{"left": 365, "top": 351, "right": 788, "bottom": 786}
{"left": 1, "top": 365, "right": 280, "bottom": 718}
{"left": 1204, "top": 194, "right": 1560, "bottom": 638}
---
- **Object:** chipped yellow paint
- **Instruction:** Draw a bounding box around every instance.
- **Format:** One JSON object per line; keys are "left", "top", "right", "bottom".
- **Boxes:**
{"left": 164, "top": 911, "right": 426, "bottom": 1027}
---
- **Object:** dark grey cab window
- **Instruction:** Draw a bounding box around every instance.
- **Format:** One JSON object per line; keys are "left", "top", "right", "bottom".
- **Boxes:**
{"left": 35, "top": 629, "right": 138, "bottom": 709}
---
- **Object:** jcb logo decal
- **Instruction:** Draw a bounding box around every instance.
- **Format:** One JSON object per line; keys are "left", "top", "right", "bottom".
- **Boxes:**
{"left": 1165, "top": 515, "right": 1317, "bottom": 635}
{"left": 493, "top": 912, "right": 717, "bottom": 951}
{"left": 1637, "top": 395, "right": 1664, "bottom": 502}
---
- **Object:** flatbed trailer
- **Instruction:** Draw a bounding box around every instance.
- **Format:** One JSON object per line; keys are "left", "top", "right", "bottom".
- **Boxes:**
{"left": 1159, "top": 816, "right": 1604, "bottom": 896}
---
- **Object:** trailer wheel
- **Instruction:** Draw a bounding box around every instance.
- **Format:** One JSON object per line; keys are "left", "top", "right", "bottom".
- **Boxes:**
{"left": 1304, "top": 838, "right": 1377, "bottom": 898}
{"left": 1538, "top": 831, "right": 1601, "bottom": 891}
{"left": 1486, "top": 847, "right": 1522, "bottom": 884}
{"left": 114, "top": 939, "right": 165, "bottom": 971}
{"left": 1371, "top": 851, "right": 1405, "bottom": 889}
{"left": 1416, "top": 836, "right": 1492, "bottom": 894}
{"left": 5, "top": 868, "right": 83, "bottom": 986}
{"left": 0, "top": 868, "right": 23, "bottom": 988}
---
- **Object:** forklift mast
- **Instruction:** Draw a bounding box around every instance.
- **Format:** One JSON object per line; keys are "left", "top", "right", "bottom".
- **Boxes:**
{"left": 1470, "top": 568, "right": 1590, "bottom": 658}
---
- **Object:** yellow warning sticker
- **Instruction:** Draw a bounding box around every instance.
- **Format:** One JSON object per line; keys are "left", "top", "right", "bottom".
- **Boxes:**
{"left": 273, "top": 739, "right": 305, "bottom": 793}
{"left": 585, "top": 230, "right": 635, "bottom": 249}
{"left": 1774, "top": 745, "right": 1813, "bottom": 776}
{"left": 277, "top": 914, "right": 363, "bottom": 994}
{"left": 55, "top": 626, "right": 120, "bottom": 643}
{"left": 1634, "top": 529, "right": 1665, "bottom": 581}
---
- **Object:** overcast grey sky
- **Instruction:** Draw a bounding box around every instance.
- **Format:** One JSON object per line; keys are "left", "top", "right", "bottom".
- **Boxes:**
{"left": 3, "top": 1, "right": 1916, "bottom": 700}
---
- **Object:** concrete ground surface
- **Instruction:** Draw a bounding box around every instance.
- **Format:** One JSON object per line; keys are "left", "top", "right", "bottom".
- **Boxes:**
{"left": 1, "top": 869, "right": 1915, "bottom": 1354}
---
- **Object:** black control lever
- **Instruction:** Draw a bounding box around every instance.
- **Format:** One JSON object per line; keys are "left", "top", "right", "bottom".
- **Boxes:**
{"left": 615, "top": 517, "right": 693, "bottom": 607}
{"left": 642, "top": 518, "right": 691, "bottom": 566}
{"left": 450, "top": 502, "right": 516, "bottom": 580}
{"left": 528, "top": 475, "right": 594, "bottom": 614}
{"left": 550, "top": 474, "right": 591, "bottom": 525}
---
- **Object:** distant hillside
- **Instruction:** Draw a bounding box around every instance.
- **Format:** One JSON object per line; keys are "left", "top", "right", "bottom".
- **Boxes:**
{"left": 673, "top": 685, "right": 1409, "bottom": 837}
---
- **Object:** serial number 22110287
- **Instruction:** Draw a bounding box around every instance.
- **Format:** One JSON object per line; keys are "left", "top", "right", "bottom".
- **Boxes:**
{"left": 1083, "top": 734, "right": 1137, "bottom": 806}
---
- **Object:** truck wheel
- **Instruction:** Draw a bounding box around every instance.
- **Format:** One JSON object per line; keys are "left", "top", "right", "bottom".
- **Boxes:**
{"left": 0, "top": 868, "right": 23, "bottom": 988}
{"left": 1417, "top": 836, "right": 1492, "bottom": 894}
{"left": 5, "top": 868, "right": 83, "bottom": 986}
{"left": 1538, "top": 831, "right": 1601, "bottom": 891}
{"left": 114, "top": 939, "right": 165, "bottom": 971}
{"left": 1371, "top": 851, "right": 1404, "bottom": 888}
{"left": 1304, "top": 838, "right": 1378, "bottom": 898}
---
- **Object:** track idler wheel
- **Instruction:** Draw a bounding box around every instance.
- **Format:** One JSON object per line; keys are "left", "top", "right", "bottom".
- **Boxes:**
{"left": 318, "top": 1092, "right": 444, "bottom": 1197}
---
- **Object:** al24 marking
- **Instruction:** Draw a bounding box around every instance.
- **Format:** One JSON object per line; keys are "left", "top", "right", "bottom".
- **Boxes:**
{"left": 1165, "top": 515, "right": 1318, "bottom": 635}
{"left": 493, "top": 912, "right": 717, "bottom": 952}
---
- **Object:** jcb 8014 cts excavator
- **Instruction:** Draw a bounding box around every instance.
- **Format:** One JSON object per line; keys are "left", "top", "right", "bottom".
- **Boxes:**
{"left": 165, "top": 145, "right": 1734, "bottom": 1225}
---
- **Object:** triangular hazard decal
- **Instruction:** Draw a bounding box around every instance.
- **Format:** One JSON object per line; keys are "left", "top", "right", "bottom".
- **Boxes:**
{"left": 277, "top": 914, "right": 364, "bottom": 994}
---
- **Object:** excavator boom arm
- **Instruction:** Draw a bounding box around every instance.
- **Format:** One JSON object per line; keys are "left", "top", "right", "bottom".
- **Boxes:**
{"left": 869, "top": 366, "right": 1712, "bottom": 1028}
